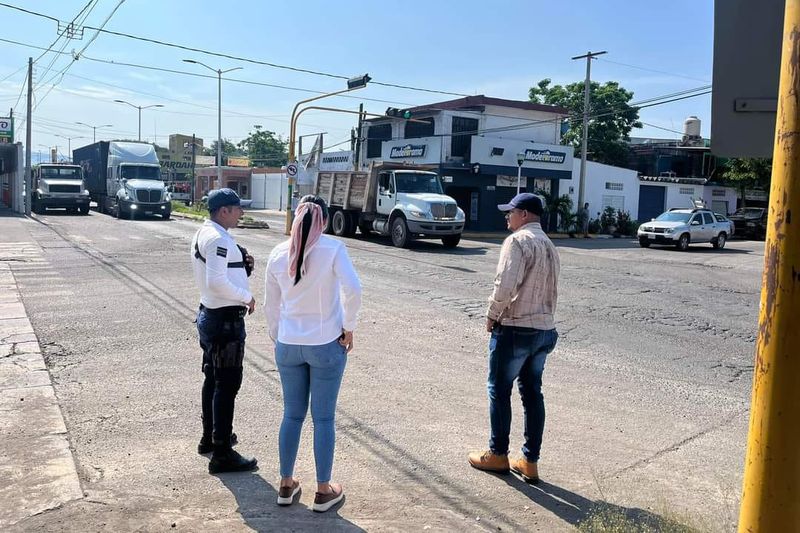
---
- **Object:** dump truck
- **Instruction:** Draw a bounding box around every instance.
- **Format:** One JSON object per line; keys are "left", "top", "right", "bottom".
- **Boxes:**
{"left": 314, "top": 162, "right": 464, "bottom": 248}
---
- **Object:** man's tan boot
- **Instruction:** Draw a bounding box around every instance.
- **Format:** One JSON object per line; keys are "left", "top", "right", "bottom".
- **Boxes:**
{"left": 468, "top": 450, "right": 510, "bottom": 473}
{"left": 510, "top": 456, "right": 539, "bottom": 484}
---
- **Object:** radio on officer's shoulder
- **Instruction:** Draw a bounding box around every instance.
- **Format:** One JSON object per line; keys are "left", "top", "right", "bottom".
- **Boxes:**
{"left": 237, "top": 245, "right": 254, "bottom": 277}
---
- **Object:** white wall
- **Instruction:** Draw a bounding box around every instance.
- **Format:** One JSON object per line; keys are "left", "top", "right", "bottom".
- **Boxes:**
{"left": 567, "top": 160, "right": 640, "bottom": 220}
{"left": 703, "top": 185, "right": 738, "bottom": 215}
{"left": 664, "top": 182, "right": 701, "bottom": 211}
{"left": 251, "top": 172, "right": 286, "bottom": 210}
{"left": 480, "top": 105, "right": 563, "bottom": 144}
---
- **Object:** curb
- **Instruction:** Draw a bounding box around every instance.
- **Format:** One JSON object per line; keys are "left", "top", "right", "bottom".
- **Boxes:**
{"left": 170, "top": 211, "right": 270, "bottom": 229}
{"left": 0, "top": 259, "right": 83, "bottom": 528}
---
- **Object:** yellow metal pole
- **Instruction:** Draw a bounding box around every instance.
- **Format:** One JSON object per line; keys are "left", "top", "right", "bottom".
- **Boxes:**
{"left": 738, "top": 0, "right": 800, "bottom": 529}
{"left": 284, "top": 87, "right": 365, "bottom": 235}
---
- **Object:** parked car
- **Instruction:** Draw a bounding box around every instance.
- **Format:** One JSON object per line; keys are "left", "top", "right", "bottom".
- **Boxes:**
{"left": 637, "top": 208, "right": 733, "bottom": 251}
{"left": 728, "top": 207, "right": 768, "bottom": 240}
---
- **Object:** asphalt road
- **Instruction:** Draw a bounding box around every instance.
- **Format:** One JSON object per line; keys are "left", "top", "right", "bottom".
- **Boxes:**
{"left": 9, "top": 209, "right": 763, "bottom": 532}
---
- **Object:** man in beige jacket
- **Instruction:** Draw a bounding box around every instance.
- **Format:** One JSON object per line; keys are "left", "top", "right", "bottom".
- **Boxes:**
{"left": 468, "top": 193, "right": 560, "bottom": 485}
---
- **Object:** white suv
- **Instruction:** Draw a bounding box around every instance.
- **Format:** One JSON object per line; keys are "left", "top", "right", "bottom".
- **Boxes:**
{"left": 637, "top": 208, "right": 733, "bottom": 251}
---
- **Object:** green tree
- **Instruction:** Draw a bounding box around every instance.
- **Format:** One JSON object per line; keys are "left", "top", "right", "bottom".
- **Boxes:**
{"left": 529, "top": 78, "right": 642, "bottom": 166}
{"left": 720, "top": 158, "right": 772, "bottom": 207}
{"left": 203, "top": 139, "right": 241, "bottom": 159}
{"left": 237, "top": 126, "right": 288, "bottom": 167}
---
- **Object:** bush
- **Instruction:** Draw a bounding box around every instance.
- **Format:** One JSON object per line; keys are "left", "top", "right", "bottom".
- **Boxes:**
{"left": 600, "top": 206, "right": 617, "bottom": 233}
{"left": 614, "top": 210, "right": 638, "bottom": 236}
{"left": 588, "top": 218, "right": 602, "bottom": 234}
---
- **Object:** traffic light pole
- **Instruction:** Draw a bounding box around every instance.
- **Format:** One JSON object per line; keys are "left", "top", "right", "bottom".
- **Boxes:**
{"left": 738, "top": 0, "right": 800, "bottom": 529}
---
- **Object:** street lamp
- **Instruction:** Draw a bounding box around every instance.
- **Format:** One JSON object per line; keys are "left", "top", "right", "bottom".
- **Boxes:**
{"left": 54, "top": 135, "right": 85, "bottom": 162}
{"left": 516, "top": 152, "right": 526, "bottom": 195}
{"left": 37, "top": 144, "right": 50, "bottom": 164}
{"left": 284, "top": 73, "right": 370, "bottom": 233}
{"left": 75, "top": 122, "right": 113, "bottom": 143}
{"left": 114, "top": 100, "right": 164, "bottom": 141}
{"left": 183, "top": 59, "right": 243, "bottom": 186}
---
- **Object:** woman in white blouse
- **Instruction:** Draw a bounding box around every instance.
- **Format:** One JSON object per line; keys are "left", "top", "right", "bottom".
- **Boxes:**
{"left": 264, "top": 195, "right": 362, "bottom": 512}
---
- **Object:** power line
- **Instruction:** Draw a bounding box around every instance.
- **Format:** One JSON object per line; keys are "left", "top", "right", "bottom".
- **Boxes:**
{"left": 34, "top": 0, "right": 127, "bottom": 111}
{"left": 598, "top": 57, "right": 711, "bottom": 84}
{"left": 0, "top": 2, "right": 471, "bottom": 98}
{"left": 0, "top": 36, "right": 419, "bottom": 108}
{"left": 35, "top": 0, "right": 99, "bottom": 89}
{"left": 369, "top": 87, "right": 712, "bottom": 143}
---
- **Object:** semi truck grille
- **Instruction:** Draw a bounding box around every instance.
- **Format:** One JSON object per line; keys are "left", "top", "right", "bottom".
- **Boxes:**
{"left": 431, "top": 203, "right": 457, "bottom": 220}
{"left": 136, "top": 190, "right": 162, "bottom": 203}
{"left": 49, "top": 184, "right": 81, "bottom": 193}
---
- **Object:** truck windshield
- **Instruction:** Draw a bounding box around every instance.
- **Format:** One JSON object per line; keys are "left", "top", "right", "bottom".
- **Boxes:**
{"left": 121, "top": 166, "right": 161, "bottom": 180}
{"left": 394, "top": 172, "right": 443, "bottom": 194}
{"left": 40, "top": 167, "right": 82, "bottom": 179}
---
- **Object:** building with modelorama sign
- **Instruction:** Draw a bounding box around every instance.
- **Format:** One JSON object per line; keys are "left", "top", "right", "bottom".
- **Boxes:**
{"left": 359, "top": 95, "right": 574, "bottom": 231}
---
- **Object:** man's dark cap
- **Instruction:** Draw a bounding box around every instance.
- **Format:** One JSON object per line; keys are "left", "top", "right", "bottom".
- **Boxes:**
{"left": 497, "top": 193, "right": 544, "bottom": 216}
{"left": 207, "top": 188, "right": 241, "bottom": 211}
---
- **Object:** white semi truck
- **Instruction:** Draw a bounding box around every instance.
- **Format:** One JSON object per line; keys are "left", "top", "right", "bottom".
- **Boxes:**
{"left": 74, "top": 141, "right": 171, "bottom": 220}
{"left": 31, "top": 163, "right": 91, "bottom": 215}
{"left": 314, "top": 162, "right": 464, "bottom": 248}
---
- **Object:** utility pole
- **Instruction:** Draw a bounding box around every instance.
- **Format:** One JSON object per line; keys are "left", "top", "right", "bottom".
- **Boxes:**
{"left": 571, "top": 50, "right": 606, "bottom": 214}
{"left": 354, "top": 102, "right": 364, "bottom": 170}
{"left": 738, "top": 1, "right": 800, "bottom": 530}
{"left": 24, "top": 57, "right": 32, "bottom": 216}
{"left": 191, "top": 133, "right": 197, "bottom": 203}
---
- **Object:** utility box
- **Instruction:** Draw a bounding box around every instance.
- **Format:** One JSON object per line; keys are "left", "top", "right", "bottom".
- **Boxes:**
{"left": 711, "top": 0, "right": 784, "bottom": 157}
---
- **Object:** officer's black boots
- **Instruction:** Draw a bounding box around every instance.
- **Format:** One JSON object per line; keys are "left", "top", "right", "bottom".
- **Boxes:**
{"left": 208, "top": 447, "right": 258, "bottom": 474}
{"left": 197, "top": 432, "right": 238, "bottom": 455}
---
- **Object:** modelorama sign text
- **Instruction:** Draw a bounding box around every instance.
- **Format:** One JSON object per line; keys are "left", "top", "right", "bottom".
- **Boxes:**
{"left": 524, "top": 149, "right": 566, "bottom": 164}
{"left": 390, "top": 144, "right": 426, "bottom": 158}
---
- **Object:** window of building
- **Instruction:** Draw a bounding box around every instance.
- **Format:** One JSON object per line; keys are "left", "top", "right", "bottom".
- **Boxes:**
{"left": 712, "top": 189, "right": 726, "bottom": 197}
{"left": 451, "top": 116, "right": 479, "bottom": 160}
{"left": 366, "top": 123, "right": 392, "bottom": 158}
{"left": 404, "top": 117, "right": 434, "bottom": 139}
{"left": 605, "top": 182, "right": 624, "bottom": 191}
{"left": 679, "top": 187, "right": 695, "bottom": 195}
{"left": 602, "top": 195, "right": 624, "bottom": 211}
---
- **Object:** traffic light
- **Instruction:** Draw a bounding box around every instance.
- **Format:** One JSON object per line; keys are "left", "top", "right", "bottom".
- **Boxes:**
{"left": 386, "top": 107, "right": 412, "bottom": 119}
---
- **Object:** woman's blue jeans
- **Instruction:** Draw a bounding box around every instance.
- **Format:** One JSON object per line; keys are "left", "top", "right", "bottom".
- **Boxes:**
{"left": 487, "top": 325, "right": 558, "bottom": 462}
{"left": 275, "top": 339, "right": 347, "bottom": 483}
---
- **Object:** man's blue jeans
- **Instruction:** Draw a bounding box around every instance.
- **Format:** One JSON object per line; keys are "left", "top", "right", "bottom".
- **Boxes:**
{"left": 275, "top": 339, "right": 347, "bottom": 483}
{"left": 487, "top": 325, "right": 558, "bottom": 462}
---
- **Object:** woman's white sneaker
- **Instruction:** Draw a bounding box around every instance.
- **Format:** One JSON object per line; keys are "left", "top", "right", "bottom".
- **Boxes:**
{"left": 312, "top": 483, "right": 343, "bottom": 512}
{"left": 276, "top": 480, "right": 301, "bottom": 506}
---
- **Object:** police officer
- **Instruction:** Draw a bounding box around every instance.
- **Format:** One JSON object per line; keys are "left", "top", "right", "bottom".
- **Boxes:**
{"left": 191, "top": 188, "right": 258, "bottom": 473}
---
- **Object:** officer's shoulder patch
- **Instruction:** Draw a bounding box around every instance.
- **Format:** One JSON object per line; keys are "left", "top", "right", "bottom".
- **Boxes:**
{"left": 216, "top": 246, "right": 228, "bottom": 257}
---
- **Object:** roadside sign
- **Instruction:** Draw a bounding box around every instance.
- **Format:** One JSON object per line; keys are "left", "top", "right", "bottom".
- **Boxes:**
{"left": 286, "top": 163, "right": 298, "bottom": 177}
{"left": 0, "top": 117, "right": 13, "bottom": 144}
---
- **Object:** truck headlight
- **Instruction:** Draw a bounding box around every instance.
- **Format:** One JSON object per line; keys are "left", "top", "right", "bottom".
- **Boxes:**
{"left": 456, "top": 207, "right": 465, "bottom": 220}
{"left": 664, "top": 228, "right": 674, "bottom": 234}
{"left": 410, "top": 209, "right": 430, "bottom": 219}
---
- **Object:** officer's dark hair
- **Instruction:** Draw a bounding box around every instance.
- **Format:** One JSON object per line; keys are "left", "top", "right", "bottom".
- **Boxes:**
{"left": 294, "top": 195, "right": 329, "bottom": 286}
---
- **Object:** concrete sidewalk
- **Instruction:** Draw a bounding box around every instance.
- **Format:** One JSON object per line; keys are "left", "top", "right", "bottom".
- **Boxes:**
{"left": 0, "top": 210, "right": 83, "bottom": 529}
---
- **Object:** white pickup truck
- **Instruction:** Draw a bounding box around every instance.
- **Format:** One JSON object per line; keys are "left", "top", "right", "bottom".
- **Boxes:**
{"left": 314, "top": 162, "right": 465, "bottom": 248}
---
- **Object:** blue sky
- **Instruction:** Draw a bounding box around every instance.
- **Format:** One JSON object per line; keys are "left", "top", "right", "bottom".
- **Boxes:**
{"left": 0, "top": 0, "right": 713, "bottom": 161}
